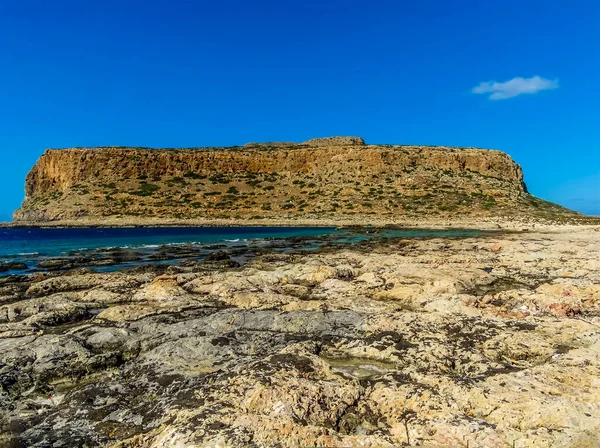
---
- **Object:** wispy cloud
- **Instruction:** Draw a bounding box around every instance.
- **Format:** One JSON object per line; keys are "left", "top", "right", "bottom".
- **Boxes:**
{"left": 472, "top": 76, "right": 558, "bottom": 100}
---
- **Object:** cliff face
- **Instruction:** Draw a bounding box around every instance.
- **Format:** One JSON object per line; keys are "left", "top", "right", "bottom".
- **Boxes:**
{"left": 14, "top": 137, "right": 574, "bottom": 224}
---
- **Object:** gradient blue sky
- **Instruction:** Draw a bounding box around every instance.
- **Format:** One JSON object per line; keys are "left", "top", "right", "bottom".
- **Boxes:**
{"left": 1, "top": 0, "right": 599, "bottom": 221}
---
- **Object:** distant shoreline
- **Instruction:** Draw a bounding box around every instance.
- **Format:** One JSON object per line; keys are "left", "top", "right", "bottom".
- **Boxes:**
{"left": 3, "top": 215, "right": 600, "bottom": 231}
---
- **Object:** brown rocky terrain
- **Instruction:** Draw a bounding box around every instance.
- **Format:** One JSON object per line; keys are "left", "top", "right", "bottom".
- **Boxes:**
{"left": 2, "top": 227, "right": 600, "bottom": 447}
{"left": 13, "top": 137, "right": 577, "bottom": 225}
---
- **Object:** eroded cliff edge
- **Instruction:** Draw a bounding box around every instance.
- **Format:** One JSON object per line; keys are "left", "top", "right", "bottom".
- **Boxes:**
{"left": 14, "top": 137, "right": 576, "bottom": 225}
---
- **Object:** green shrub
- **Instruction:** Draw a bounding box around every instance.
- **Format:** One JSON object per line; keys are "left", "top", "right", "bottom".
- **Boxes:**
{"left": 166, "top": 177, "right": 188, "bottom": 187}
{"left": 438, "top": 204, "right": 458, "bottom": 211}
{"left": 209, "top": 174, "right": 230, "bottom": 184}
{"left": 132, "top": 182, "right": 160, "bottom": 197}
{"left": 184, "top": 171, "right": 206, "bottom": 179}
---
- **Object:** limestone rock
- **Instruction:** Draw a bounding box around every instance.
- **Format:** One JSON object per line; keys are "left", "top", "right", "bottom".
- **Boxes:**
{"left": 301, "top": 136, "right": 365, "bottom": 146}
{"left": 2, "top": 228, "right": 600, "bottom": 446}
{"left": 13, "top": 138, "right": 578, "bottom": 225}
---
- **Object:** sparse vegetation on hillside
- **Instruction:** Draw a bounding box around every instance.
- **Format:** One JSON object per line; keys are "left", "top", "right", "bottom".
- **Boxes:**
{"left": 14, "top": 141, "right": 583, "bottom": 223}
{"left": 131, "top": 182, "right": 160, "bottom": 197}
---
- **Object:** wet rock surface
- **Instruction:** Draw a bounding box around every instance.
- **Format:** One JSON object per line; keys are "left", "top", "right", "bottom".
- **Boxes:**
{"left": 2, "top": 228, "right": 600, "bottom": 447}
{"left": 0, "top": 263, "right": 28, "bottom": 273}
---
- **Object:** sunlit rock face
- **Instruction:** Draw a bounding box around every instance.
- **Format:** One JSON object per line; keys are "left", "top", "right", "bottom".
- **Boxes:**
{"left": 15, "top": 137, "right": 575, "bottom": 225}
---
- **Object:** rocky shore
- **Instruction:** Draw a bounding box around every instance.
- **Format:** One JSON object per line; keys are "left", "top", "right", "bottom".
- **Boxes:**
{"left": 4, "top": 214, "right": 599, "bottom": 231}
{"left": 2, "top": 227, "right": 600, "bottom": 447}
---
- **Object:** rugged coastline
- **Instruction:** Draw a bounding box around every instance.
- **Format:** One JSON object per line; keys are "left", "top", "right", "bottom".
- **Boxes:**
{"left": 4, "top": 215, "right": 598, "bottom": 230}
{"left": 2, "top": 226, "right": 600, "bottom": 447}
{"left": 3, "top": 138, "right": 599, "bottom": 447}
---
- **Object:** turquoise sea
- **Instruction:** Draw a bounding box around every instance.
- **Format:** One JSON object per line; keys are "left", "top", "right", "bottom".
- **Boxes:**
{"left": 0, "top": 226, "right": 483, "bottom": 275}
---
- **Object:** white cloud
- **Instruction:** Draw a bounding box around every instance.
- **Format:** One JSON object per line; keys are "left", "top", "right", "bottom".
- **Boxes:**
{"left": 472, "top": 76, "right": 558, "bottom": 100}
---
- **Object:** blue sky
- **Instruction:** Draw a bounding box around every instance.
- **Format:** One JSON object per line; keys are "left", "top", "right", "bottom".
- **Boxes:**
{"left": 1, "top": 0, "right": 599, "bottom": 221}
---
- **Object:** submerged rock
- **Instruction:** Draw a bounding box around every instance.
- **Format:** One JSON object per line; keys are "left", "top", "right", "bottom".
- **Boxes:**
{"left": 0, "top": 262, "right": 27, "bottom": 273}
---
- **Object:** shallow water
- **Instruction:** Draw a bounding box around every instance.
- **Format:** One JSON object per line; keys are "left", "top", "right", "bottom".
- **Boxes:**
{"left": 0, "top": 227, "right": 337, "bottom": 258}
{"left": 0, "top": 226, "right": 484, "bottom": 275}
{"left": 320, "top": 356, "right": 397, "bottom": 380}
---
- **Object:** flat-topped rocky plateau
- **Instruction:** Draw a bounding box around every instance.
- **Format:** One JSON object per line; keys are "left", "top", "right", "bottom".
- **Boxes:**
{"left": 13, "top": 137, "right": 579, "bottom": 226}
{"left": 2, "top": 226, "right": 600, "bottom": 447}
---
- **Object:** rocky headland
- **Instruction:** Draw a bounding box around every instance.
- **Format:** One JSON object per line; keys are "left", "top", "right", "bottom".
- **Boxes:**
{"left": 2, "top": 226, "right": 600, "bottom": 447}
{"left": 13, "top": 137, "right": 577, "bottom": 226}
